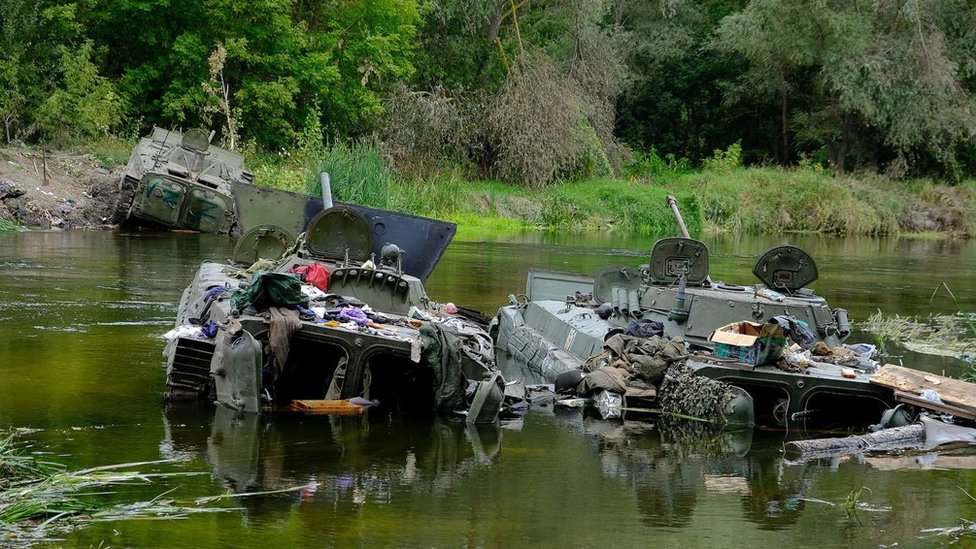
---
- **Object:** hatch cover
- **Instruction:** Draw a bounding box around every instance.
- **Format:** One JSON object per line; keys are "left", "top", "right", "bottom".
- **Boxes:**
{"left": 305, "top": 206, "right": 373, "bottom": 262}
{"left": 233, "top": 224, "right": 294, "bottom": 265}
{"left": 649, "top": 237, "right": 709, "bottom": 285}
{"left": 753, "top": 245, "right": 818, "bottom": 292}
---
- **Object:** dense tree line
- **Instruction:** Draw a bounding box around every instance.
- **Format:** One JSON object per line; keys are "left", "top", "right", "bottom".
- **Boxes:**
{"left": 1, "top": 0, "right": 974, "bottom": 182}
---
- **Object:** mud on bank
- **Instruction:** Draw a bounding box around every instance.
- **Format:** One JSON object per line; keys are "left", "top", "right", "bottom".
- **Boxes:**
{"left": 0, "top": 147, "right": 122, "bottom": 230}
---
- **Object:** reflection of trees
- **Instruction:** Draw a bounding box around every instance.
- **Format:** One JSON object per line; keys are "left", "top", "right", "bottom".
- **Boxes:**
{"left": 736, "top": 447, "right": 811, "bottom": 530}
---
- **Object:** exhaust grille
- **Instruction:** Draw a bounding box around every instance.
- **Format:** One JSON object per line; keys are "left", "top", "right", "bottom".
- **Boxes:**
{"left": 166, "top": 337, "right": 215, "bottom": 400}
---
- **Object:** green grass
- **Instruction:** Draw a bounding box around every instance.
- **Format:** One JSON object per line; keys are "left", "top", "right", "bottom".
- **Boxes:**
{"left": 245, "top": 142, "right": 976, "bottom": 237}
{"left": 0, "top": 218, "right": 26, "bottom": 233}
{"left": 0, "top": 432, "right": 229, "bottom": 546}
{"left": 71, "top": 135, "right": 137, "bottom": 168}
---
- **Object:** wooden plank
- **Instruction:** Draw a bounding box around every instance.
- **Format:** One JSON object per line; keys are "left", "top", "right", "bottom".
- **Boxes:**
{"left": 288, "top": 399, "right": 364, "bottom": 416}
{"left": 893, "top": 391, "right": 976, "bottom": 422}
{"left": 871, "top": 364, "right": 976, "bottom": 416}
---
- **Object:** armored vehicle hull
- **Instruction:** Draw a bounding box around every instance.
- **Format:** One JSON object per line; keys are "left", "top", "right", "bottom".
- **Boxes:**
{"left": 165, "top": 205, "right": 505, "bottom": 423}
{"left": 491, "top": 235, "right": 897, "bottom": 428}
{"left": 119, "top": 127, "right": 253, "bottom": 233}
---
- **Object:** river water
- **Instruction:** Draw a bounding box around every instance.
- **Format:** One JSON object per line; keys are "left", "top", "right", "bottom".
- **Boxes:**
{"left": 1, "top": 230, "right": 975, "bottom": 547}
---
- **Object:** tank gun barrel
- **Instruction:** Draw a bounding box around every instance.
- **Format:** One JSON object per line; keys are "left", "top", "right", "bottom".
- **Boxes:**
{"left": 666, "top": 195, "right": 690, "bottom": 238}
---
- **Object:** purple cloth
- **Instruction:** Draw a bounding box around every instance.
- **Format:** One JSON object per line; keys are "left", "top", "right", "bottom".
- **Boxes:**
{"left": 201, "top": 321, "right": 219, "bottom": 339}
{"left": 337, "top": 307, "right": 369, "bottom": 325}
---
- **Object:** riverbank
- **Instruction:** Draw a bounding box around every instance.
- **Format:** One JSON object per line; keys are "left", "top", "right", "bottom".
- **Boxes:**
{"left": 2, "top": 139, "right": 973, "bottom": 237}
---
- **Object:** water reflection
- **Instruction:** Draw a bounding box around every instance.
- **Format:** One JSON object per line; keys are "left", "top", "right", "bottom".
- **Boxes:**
{"left": 161, "top": 404, "right": 503, "bottom": 519}
{"left": 570, "top": 415, "right": 844, "bottom": 531}
{"left": 3, "top": 230, "right": 976, "bottom": 547}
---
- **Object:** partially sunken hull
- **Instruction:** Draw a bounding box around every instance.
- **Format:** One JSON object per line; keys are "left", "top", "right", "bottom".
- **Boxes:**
{"left": 491, "top": 238, "right": 897, "bottom": 428}
{"left": 164, "top": 205, "right": 504, "bottom": 423}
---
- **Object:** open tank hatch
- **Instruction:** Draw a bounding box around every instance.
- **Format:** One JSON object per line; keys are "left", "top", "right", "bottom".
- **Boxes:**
{"left": 752, "top": 245, "right": 818, "bottom": 293}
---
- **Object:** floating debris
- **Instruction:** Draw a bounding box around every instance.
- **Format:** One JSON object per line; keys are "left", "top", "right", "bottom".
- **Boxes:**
{"left": 862, "top": 311, "right": 976, "bottom": 363}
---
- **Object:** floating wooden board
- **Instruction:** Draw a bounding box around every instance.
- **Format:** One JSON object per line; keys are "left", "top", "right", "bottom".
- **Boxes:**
{"left": 288, "top": 399, "right": 364, "bottom": 415}
{"left": 893, "top": 391, "right": 976, "bottom": 422}
{"left": 871, "top": 364, "right": 976, "bottom": 419}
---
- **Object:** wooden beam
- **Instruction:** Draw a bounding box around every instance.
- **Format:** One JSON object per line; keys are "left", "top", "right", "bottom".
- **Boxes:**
{"left": 871, "top": 364, "right": 976, "bottom": 419}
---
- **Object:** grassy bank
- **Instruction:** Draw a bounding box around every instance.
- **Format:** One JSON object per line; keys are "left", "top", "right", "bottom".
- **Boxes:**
{"left": 19, "top": 137, "right": 972, "bottom": 238}
{"left": 244, "top": 140, "right": 976, "bottom": 237}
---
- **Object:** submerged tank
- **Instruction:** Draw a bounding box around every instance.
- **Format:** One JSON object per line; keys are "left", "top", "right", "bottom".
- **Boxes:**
{"left": 492, "top": 197, "right": 896, "bottom": 428}
{"left": 164, "top": 199, "right": 508, "bottom": 423}
{"left": 118, "top": 127, "right": 254, "bottom": 233}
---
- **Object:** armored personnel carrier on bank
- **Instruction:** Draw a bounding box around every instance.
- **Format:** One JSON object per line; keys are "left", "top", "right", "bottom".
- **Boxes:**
{"left": 118, "top": 127, "right": 254, "bottom": 233}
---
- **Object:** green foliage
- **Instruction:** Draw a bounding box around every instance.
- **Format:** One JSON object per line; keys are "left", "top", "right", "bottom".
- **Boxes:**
{"left": 0, "top": 218, "right": 25, "bottom": 233}
{"left": 715, "top": 0, "right": 976, "bottom": 174}
{"left": 4, "top": 0, "right": 976, "bottom": 182}
{"left": 695, "top": 168, "right": 905, "bottom": 235}
{"left": 625, "top": 148, "right": 692, "bottom": 180}
{"left": 36, "top": 41, "right": 124, "bottom": 142}
{"left": 81, "top": 0, "right": 420, "bottom": 148}
{"left": 539, "top": 179, "right": 703, "bottom": 234}
{"left": 701, "top": 141, "right": 743, "bottom": 174}
{"left": 306, "top": 141, "right": 396, "bottom": 209}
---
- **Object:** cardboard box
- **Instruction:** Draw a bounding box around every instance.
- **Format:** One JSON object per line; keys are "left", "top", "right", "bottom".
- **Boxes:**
{"left": 709, "top": 321, "right": 787, "bottom": 366}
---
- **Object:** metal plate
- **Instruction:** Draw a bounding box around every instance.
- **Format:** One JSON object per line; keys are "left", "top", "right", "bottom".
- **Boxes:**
{"left": 233, "top": 224, "right": 295, "bottom": 265}
{"left": 593, "top": 266, "right": 643, "bottom": 304}
{"left": 305, "top": 206, "right": 374, "bottom": 262}
{"left": 753, "top": 245, "right": 818, "bottom": 291}
{"left": 650, "top": 237, "right": 709, "bottom": 285}
{"left": 230, "top": 182, "right": 457, "bottom": 281}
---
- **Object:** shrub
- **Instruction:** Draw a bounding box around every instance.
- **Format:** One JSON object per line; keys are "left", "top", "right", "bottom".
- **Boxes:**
{"left": 381, "top": 85, "right": 466, "bottom": 177}
{"left": 488, "top": 54, "right": 584, "bottom": 187}
{"left": 702, "top": 141, "right": 743, "bottom": 173}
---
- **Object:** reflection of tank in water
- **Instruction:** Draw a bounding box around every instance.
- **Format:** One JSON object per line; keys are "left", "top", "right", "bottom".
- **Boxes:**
{"left": 160, "top": 403, "right": 502, "bottom": 519}
{"left": 576, "top": 415, "right": 810, "bottom": 530}
{"left": 118, "top": 127, "right": 254, "bottom": 233}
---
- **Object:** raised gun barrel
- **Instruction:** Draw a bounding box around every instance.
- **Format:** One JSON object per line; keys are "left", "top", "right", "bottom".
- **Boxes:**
{"left": 666, "top": 195, "right": 690, "bottom": 238}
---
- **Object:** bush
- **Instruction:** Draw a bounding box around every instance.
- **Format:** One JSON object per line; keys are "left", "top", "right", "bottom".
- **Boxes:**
{"left": 381, "top": 85, "right": 467, "bottom": 177}
{"left": 701, "top": 141, "right": 743, "bottom": 174}
{"left": 488, "top": 54, "right": 584, "bottom": 187}
{"left": 35, "top": 42, "right": 123, "bottom": 144}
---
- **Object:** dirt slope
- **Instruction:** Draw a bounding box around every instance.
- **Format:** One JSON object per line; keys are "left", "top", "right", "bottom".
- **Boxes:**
{"left": 0, "top": 147, "right": 123, "bottom": 230}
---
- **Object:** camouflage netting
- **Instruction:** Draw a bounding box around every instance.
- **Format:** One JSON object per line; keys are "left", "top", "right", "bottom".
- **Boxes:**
{"left": 658, "top": 364, "right": 737, "bottom": 426}
{"left": 575, "top": 334, "right": 737, "bottom": 425}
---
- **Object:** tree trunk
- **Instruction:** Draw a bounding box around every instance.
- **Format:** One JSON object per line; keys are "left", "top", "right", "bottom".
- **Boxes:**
{"left": 477, "top": 0, "right": 508, "bottom": 80}
{"left": 784, "top": 423, "right": 924, "bottom": 461}
{"left": 780, "top": 81, "right": 789, "bottom": 164}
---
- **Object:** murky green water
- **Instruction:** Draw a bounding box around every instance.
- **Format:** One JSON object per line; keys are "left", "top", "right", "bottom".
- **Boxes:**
{"left": 2, "top": 230, "right": 975, "bottom": 548}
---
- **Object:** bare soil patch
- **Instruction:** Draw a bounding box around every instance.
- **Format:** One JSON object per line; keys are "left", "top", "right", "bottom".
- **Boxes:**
{"left": 0, "top": 147, "right": 122, "bottom": 230}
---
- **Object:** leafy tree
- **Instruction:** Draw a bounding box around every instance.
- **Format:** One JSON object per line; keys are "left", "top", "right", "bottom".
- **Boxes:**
{"left": 83, "top": 0, "right": 419, "bottom": 147}
{"left": 36, "top": 41, "right": 124, "bottom": 141}
{"left": 715, "top": 0, "right": 976, "bottom": 174}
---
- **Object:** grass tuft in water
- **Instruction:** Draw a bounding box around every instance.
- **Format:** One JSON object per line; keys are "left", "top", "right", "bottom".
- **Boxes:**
{"left": 0, "top": 218, "right": 26, "bottom": 233}
{"left": 0, "top": 432, "right": 230, "bottom": 547}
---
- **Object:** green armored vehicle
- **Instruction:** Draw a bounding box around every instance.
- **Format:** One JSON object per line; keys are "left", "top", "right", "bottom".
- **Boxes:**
{"left": 118, "top": 127, "right": 254, "bottom": 233}
{"left": 164, "top": 201, "right": 506, "bottom": 423}
{"left": 492, "top": 197, "right": 896, "bottom": 428}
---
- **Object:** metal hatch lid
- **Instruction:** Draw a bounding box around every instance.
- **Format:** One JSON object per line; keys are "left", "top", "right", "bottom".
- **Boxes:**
{"left": 305, "top": 206, "right": 374, "bottom": 262}
{"left": 233, "top": 224, "right": 295, "bottom": 265}
{"left": 230, "top": 182, "right": 456, "bottom": 282}
{"left": 649, "top": 237, "right": 710, "bottom": 285}
{"left": 752, "top": 245, "right": 818, "bottom": 292}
